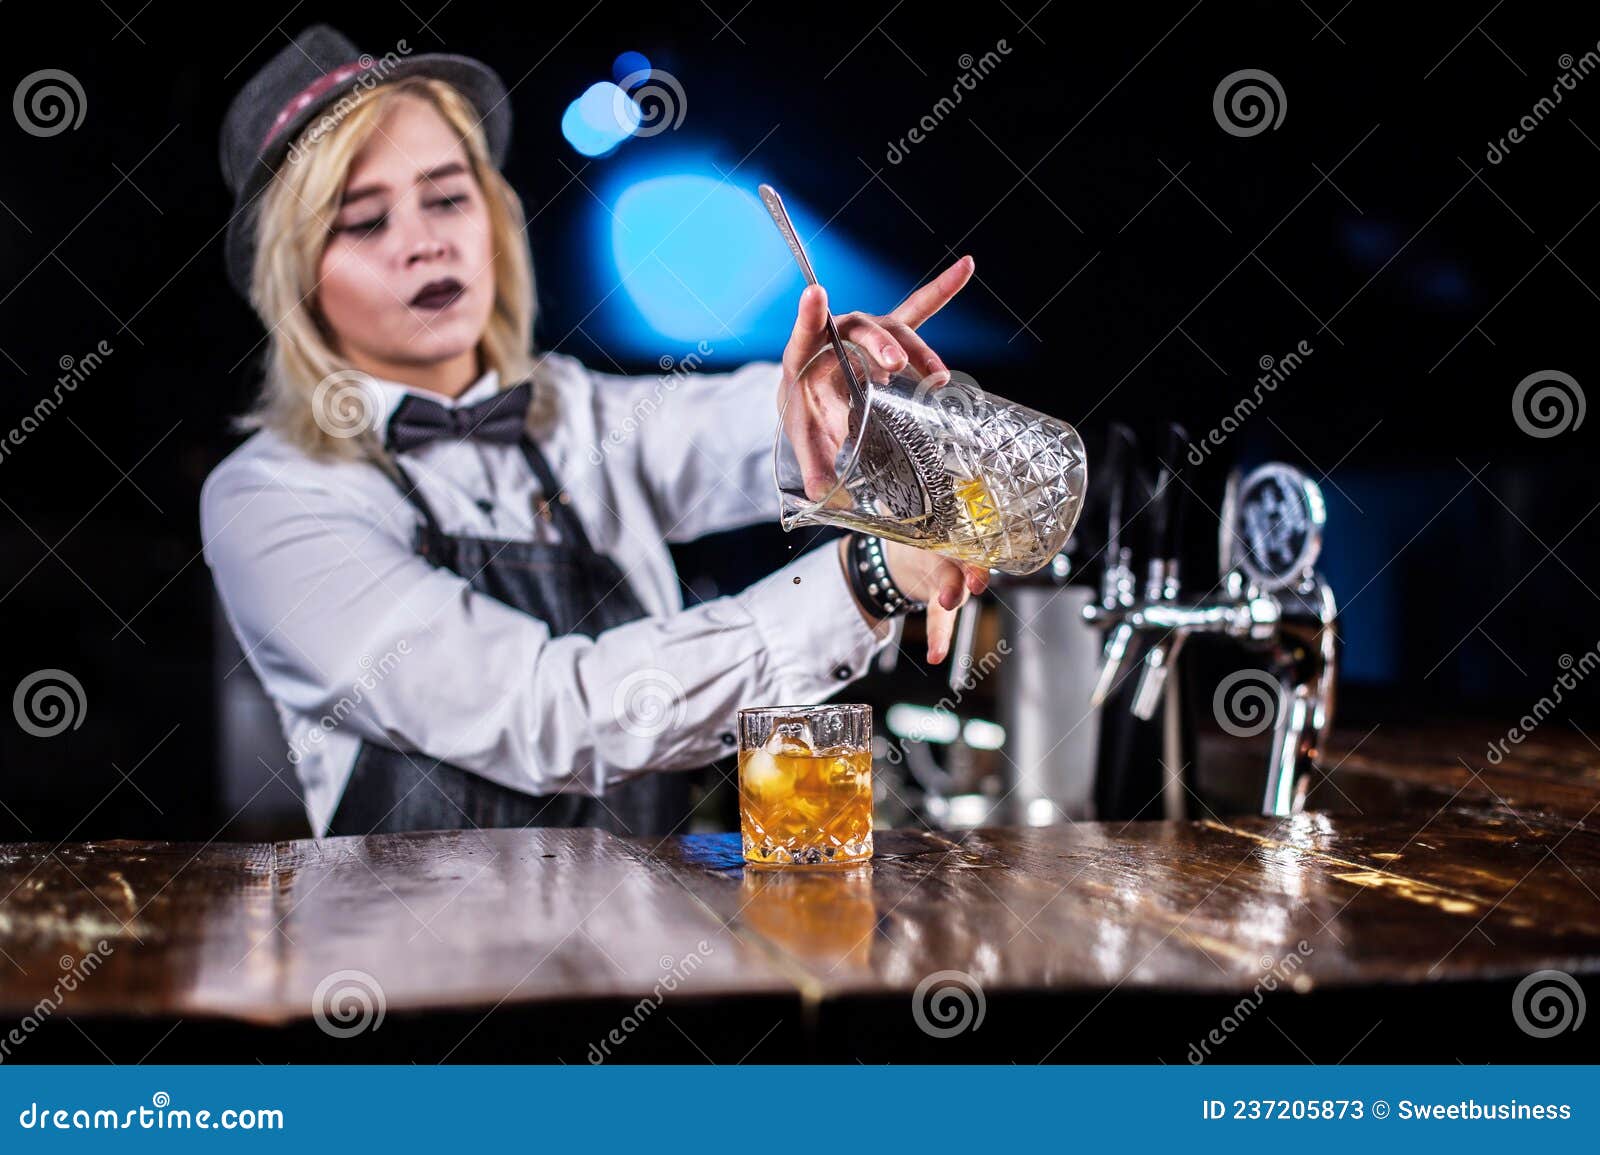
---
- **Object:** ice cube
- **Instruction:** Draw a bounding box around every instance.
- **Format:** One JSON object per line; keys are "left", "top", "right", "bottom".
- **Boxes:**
{"left": 764, "top": 721, "right": 815, "bottom": 757}
{"left": 828, "top": 756, "right": 867, "bottom": 790}
{"left": 741, "top": 748, "right": 790, "bottom": 799}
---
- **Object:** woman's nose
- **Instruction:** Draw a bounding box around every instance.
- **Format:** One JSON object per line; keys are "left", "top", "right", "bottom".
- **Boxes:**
{"left": 405, "top": 235, "right": 449, "bottom": 265}
{"left": 397, "top": 211, "right": 450, "bottom": 266}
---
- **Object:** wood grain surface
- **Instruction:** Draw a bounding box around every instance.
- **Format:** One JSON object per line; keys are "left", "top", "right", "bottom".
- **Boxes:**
{"left": 1, "top": 724, "right": 1596, "bottom": 1061}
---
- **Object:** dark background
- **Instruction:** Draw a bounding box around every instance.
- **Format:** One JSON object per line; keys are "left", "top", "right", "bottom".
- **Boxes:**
{"left": 0, "top": 0, "right": 1596, "bottom": 843}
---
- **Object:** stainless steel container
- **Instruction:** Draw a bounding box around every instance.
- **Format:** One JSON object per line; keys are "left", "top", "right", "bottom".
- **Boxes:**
{"left": 995, "top": 582, "right": 1103, "bottom": 823}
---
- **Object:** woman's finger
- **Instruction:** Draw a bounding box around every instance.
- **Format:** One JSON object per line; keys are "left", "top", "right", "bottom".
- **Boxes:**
{"left": 783, "top": 364, "right": 852, "bottom": 500}
{"left": 835, "top": 313, "right": 907, "bottom": 375}
{"left": 925, "top": 599, "right": 956, "bottom": 664}
{"left": 881, "top": 319, "right": 948, "bottom": 380}
{"left": 936, "top": 564, "right": 967, "bottom": 612}
{"left": 925, "top": 565, "right": 967, "bottom": 661}
{"left": 780, "top": 286, "right": 856, "bottom": 501}
{"left": 781, "top": 283, "right": 831, "bottom": 381}
{"left": 889, "top": 255, "right": 975, "bottom": 330}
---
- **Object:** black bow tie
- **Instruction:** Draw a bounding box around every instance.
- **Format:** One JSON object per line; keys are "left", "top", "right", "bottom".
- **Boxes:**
{"left": 385, "top": 381, "right": 532, "bottom": 454}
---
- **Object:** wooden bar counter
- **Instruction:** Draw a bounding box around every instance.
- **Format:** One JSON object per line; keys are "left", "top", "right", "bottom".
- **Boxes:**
{"left": 2, "top": 724, "right": 1596, "bottom": 1063}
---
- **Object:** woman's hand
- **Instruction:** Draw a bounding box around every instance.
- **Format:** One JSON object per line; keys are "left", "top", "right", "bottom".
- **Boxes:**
{"left": 779, "top": 256, "right": 983, "bottom": 665}
{"left": 778, "top": 256, "right": 975, "bottom": 502}
{"left": 836, "top": 536, "right": 990, "bottom": 664}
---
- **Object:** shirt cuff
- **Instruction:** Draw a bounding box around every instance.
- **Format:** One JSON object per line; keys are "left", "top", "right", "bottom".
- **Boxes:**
{"left": 738, "top": 541, "right": 894, "bottom": 703}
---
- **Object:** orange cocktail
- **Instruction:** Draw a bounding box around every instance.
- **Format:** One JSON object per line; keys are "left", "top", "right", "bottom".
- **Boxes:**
{"left": 738, "top": 704, "right": 873, "bottom": 866}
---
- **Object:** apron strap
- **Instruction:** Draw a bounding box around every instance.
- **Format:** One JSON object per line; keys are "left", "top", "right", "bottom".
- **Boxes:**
{"left": 382, "top": 457, "right": 448, "bottom": 541}
{"left": 517, "top": 437, "right": 597, "bottom": 554}
{"left": 367, "top": 436, "right": 595, "bottom": 554}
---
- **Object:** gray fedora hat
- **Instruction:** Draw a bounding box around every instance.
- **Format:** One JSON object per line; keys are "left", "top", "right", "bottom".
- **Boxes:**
{"left": 219, "top": 24, "right": 512, "bottom": 299}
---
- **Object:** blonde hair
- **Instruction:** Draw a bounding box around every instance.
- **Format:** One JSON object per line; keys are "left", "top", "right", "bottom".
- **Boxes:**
{"left": 238, "top": 76, "right": 555, "bottom": 460}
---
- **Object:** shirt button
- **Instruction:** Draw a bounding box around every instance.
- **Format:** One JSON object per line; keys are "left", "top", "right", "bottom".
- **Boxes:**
{"left": 832, "top": 664, "right": 852, "bottom": 681}
{"left": 719, "top": 731, "right": 736, "bottom": 746}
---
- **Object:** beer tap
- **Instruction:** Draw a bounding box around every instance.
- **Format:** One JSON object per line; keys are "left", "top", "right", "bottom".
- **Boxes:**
{"left": 1127, "top": 425, "right": 1190, "bottom": 721}
{"left": 1087, "top": 425, "right": 1141, "bottom": 710}
{"left": 1083, "top": 462, "right": 1339, "bottom": 817}
{"left": 1087, "top": 424, "right": 1188, "bottom": 821}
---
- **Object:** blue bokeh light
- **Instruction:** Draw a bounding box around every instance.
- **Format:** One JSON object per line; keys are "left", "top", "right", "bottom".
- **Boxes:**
{"left": 613, "top": 51, "right": 651, "bottom": 86}
{"left": 561, "top": 82, "right": 639, "bottom": 157}
{"left": 1416, "top": 261, "right": 1470, "bottom": 304}
{"left": 592, "top": 158, "right": 1003, "bottom": 361}
{"left": 1341, "top": 219, "right": 1397, "bottom": 266}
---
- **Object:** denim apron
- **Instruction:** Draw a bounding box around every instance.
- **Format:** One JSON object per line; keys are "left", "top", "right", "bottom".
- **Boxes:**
{"left": 324, "top": 434, "right": 695, "bottom": 838}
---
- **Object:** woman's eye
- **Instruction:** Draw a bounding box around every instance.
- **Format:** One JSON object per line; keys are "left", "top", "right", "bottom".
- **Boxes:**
{"left": 331, "top": 193, "right": 466, "bottom": 237}
{"left": 336, "top": 216, "right": 386, "bottom": 237}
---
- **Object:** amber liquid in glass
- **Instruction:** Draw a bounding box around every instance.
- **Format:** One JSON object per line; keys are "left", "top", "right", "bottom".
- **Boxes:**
{"left": 739, "top": 744, "right": 873, "bottom": 865}
{"left": 842, "top": 473, "right": 1044, "bottom": 571}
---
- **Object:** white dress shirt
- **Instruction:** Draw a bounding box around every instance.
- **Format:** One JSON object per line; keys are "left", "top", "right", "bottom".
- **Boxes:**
{"left": 201, "top": 352, "right": 894, "bottom": 836}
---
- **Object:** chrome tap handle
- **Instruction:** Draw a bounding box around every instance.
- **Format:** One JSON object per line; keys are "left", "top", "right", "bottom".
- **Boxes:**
{"left": 1131, "top": 630, "right": 1188, "bottom": 720}
{"left": 1145, "top": 423, "right": 1188, "bottom": 602}
{"left": 1261, "top": 576, "right": 1338, "bottom": 816}
{"left": 1090, "top": 621, "right": 1135, "bottom": 709}
{"left": 1218, "top": 468, "right": 1242, "bottom": 577}
{"left": 1314, "top": 586, "right": 1338, "bottom": 742}
{"left": 1262, "top": 677, "right": 1314, "bottom": 816}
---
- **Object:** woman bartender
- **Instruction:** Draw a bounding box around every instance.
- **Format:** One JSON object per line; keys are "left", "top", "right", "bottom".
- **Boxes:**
{"left": 204, "top": 25, "right": 986, "bottom": 839}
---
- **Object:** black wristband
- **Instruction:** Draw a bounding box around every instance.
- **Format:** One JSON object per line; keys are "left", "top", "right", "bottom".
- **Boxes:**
{"left": 845, "top": 533, "right": 926, "bottom": 619}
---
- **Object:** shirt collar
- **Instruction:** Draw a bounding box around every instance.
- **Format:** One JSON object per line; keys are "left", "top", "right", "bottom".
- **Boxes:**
{"left": 359, "top": 367, "right": 503, "bottom": 433}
